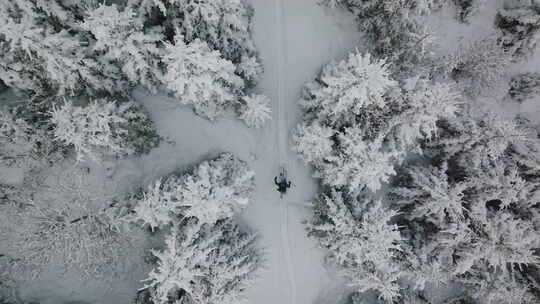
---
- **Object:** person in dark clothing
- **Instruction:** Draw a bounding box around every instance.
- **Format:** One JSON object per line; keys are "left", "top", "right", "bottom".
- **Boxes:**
{"left": 274, "top": 172, "right": 291, "bottom": 197}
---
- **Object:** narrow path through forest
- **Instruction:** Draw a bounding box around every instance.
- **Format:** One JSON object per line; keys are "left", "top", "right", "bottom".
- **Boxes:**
{"left": 245, "top": 1, "right": 360, "bottom": 303}
{"left": 273, "top": 0, "right": 298, "bottom": 303}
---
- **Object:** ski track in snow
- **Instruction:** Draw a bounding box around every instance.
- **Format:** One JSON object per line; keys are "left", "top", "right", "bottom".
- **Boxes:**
{"left": 274, "top": 0, "right": 298, "bottom": 303}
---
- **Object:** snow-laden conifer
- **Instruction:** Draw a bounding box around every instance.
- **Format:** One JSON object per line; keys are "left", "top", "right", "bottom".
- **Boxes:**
{"left": 294, "top": 50, "right": 459, "bottom": 193}
{"left": 142, "top": 219, "right": 259, "bottom": 304}
{"left": 497, "top": 3, "right": 540, "bottom": 57}
{"left": 128, "top": 0, "right": 261, "bottom": 81}
{"left": 81, "top": 3, "right": 163, "bottom": 91}
{"left": 238, "top": 94, "right": 272, "bottom": 128}
{"left": 160, "top": 34, "right": 244, "bottom": 120}
{"left": 130, "top": 153, "right": 255, "bottom": 229}
{"left": 50, "top": 99, "right": 158, "bottom": 162}
{"left": 308, "top": 190, "right": 403, "bottom": 302}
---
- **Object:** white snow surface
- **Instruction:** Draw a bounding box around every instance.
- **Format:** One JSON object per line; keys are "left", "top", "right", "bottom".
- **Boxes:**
{"left": 16, "top": 1, "right": 360, "bottom": 303}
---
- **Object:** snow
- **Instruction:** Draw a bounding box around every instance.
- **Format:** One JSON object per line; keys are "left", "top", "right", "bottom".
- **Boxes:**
{"left": 243, "top": 1, "right": 360, "bottom": 304}
{"left": 120, "top": 1, "right": 361, "bottom": 303}
{"left": 11, "top": 1, "right": 360, "bottom": 303}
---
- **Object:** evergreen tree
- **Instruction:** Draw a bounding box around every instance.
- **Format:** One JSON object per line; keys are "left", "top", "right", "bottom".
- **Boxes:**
{"left": 426, "top": 111, "right": 530, "bottom": 171}
{"left": 303, "top": 52, "right": 397, "bottom": 125}
{"left": 238, "top": 94, "right": 272, "bottom": 128}
{"left": 142, "top": 219, "right": 260, "bottom": 304}
{"left": 0, "top": 1, "right": 123, "bottom": 96}
{"left": 323, "top": 129, "right": 402, "bottom": 192}
{"left": 129, "top": 153, "right": 255, "bottom": 229}
{"left": 497, "top": 2, "right": 540, "bottom": 57}
{"left": 443, "top": 37, "right": 511, "bottom": 96}
{"left": 50, "top": 98, "right": 159, "bottom": 162}
{"left": 394, "top": 162, "right": 467, "bottom": 226}
{"left": 465, "top": 269, "right": 535, "bottom": 304}
{"left": 453, "top": 0, "right": 487, "bottom": 22}
{"left": 292, "top": 122, "right": 335, "bottom": 165}
{"left": 323, "top": 0, "right": 442, "bottom": 72}
{"left": 81, "top": 3, "right": 163, "bottom": 92}
{"left": 293, "top": 50, "right": 459, "bottom": 193}
{"left": 127, "top": 0, "right": 262, "bottom": 83}
{"left": 130, "top": 179, "right": 176, "bottom": 232}
{"left": 509, "top": 72, "right": 540, "bottom": 102}
{"left": 308, "top": 190, "right": 403, "bottom": 302}
{"left": 0, "top": 164, "right": 132, "bottom": 277}
{"left": 160, "top": 33, "right": 244, "bottom": 120}
{"left": 392, "top": 111, "right": 540, "bottom": 303}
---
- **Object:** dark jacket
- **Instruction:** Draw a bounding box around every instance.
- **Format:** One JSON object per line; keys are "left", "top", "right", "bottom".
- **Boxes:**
{"left": 275, "top": 176, "right": 291, "bottom": 193}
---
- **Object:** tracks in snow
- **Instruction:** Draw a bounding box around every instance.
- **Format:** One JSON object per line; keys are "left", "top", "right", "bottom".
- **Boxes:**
{"left": 274, "top": 0, "right": 298, "bottom": 304}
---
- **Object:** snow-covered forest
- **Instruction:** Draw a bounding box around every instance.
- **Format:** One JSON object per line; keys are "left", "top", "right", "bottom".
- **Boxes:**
{"left": 1, "top": 0, "right": 540, "bottom": 304}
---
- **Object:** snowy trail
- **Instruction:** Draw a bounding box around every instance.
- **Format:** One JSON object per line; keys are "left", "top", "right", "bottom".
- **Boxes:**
{"left": 274, "top": 0, "right": 298, "bottom": 303}
{"left": 246, "top": 1, "right": 360, "bottom": 304}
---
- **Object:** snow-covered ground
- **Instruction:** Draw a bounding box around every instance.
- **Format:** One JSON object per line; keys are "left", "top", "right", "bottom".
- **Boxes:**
{"left": 16, "top": 1, "right": 360, "bottom": 303}
{"left": 243, "top": 1, "right": 359, "bottom": 304}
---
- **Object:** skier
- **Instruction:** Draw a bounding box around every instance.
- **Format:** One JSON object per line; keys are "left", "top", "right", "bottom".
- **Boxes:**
{"left": 274, "top": 170, "right": 291, "bottom": 198}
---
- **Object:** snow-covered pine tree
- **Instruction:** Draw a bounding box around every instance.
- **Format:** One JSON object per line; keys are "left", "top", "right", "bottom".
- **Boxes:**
{"left": 466, "top": 161, "right": 540, "bottom": 213}
{"left": 308, "top": 190, "right": 403, "bottom": 302}
{"left": 176, "top": 0, "right": 258, "bottom": 76}
{"left": 509, "top": 72, "right": 540, "bottom": 101}
{"left": 0, "top": 164, "right": 132, "bottom": 277}
{"left": 443, "top": 37, "right": 511, "bottom": 96}
{"left": 0, "top": 100, "right": 68, "bottom": 175}
{"left": 160, "top": 33, "right": 245, "bottom": 120}
{"left": 507, "top": 117, "right": 540, "bottom": 182}
{"left": 0, "top": 100, "right": 69, "bottom": 211}
{"left": 393, "top": 162, "right": 467, "bottom": 226}
{"left": 292, "top": 122, "right": 335, "bottom": 165}
{"left": 129, "top": 153, "right": 255, "bottom": 230}
{"left": 127, "top": 0, "right": 262, "bottom": 83}
{"left": 392, "top": 109, "right": 540, "bottom": 303}
{"left": 81, "top": 3, "right": 163, "bottom": 92}
{"left": 324, "top": 0, "right": 442, "bottom": 19}
{"left": 1, "top": 0, "right": 270, "bottom": 126}
{"left": 453, "top": 209, "right": 540, "bottom": 276}
{"left": 169, "top": 153, "right": 255, "bottom": 225}
{"left": 294, "top": 51, "right": 399, "bottom": 192}
{"left": 323, "top": 129, "right": 402, "bottom": 193}
{"left": 426, "top": 110, "right": 531, "bottom": 172}
{"left": 453, "top": 0, "right": 487, "bottom": 22}
{"left": 50, "top": 98, "right": 159, "bottom": 162}
{"left": 497, "top": 2, "right": 540, "bottom": 57}
{"left": 130, "top": 179, "right": 176, "bottom": 232}
{"left": 293, "top": 50, "right": 459, "bottom": 193}
{"left": 238, "top": 94, "right": 272, "bottom": 128}
{"left": 0, "top": 1, "right": 123, "bottom": 96}
{"left": 401, "top": 243, "right": 454, "bottom": 293}
{"left": 141, "top": 219, "right": 260, "bottom": 304}
{"left": 464, "top": 267, "right": 536, "bottom": 304}
{"left": 390, "top": 79, "right": 461, "bottom": 149}
{"left": 302, "top": 52, "right": 397, "bottom": 125}
{"left": 323, "top": 0, "right": 441, "bottom": 72}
